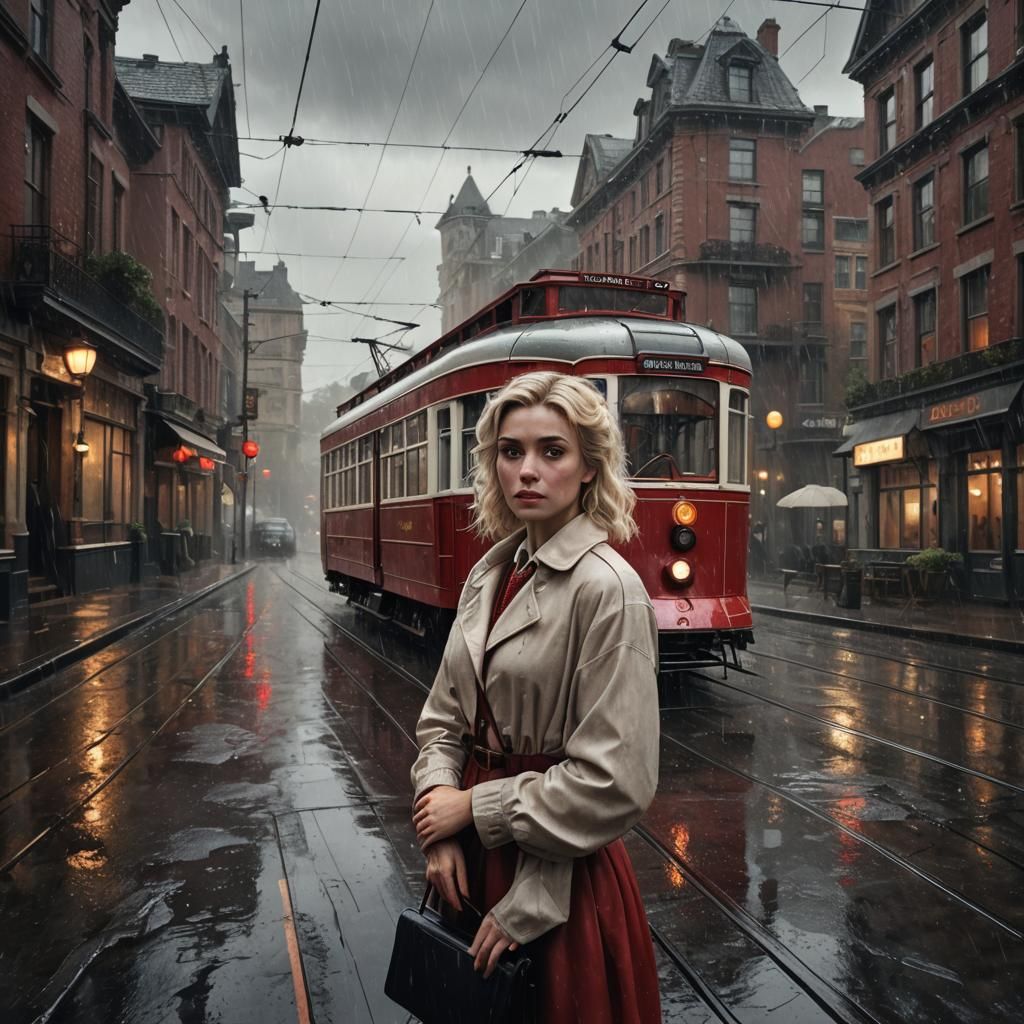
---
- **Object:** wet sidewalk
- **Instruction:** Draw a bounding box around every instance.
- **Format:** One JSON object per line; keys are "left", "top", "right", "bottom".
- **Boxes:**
{"left": 749, "top": 577, "right": 1024, "bottom": 653}
{"left": 0, "top": 561, "right": 255, "bottom": 696}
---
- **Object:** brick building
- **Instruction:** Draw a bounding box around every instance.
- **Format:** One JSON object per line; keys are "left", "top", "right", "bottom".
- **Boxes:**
{"left": 436, "top": 169, "right": 577, "bottom": 332}
{"left": 839, "top": 0, "right": 1024, "bottom": 601}
{"left": 114, "top": 49, "right": 241, "bottom": 561}
{"left": 0, "top": 0, "right": 164, "bottom": 609}
{"left": 568, "top": 17, "right": 868, "bottom": 556}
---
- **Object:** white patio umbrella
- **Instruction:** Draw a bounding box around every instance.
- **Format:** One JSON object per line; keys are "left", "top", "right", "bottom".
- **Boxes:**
{"left": 776, "top": 484, "right": 848, "bottom": 508}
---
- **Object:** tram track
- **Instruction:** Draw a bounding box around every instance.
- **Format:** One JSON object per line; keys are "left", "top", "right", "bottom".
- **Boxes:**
{"left": 276, "top": 564, "right": 889, "bottom": 1024}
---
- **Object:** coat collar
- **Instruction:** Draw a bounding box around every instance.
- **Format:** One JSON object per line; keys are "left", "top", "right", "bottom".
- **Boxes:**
{"left": 460, "top": 515, "right": 609, "bottom": 685}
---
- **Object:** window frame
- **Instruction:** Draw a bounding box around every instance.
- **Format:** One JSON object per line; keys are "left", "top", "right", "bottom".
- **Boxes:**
{"left": 850, "top": 321, "right": 867, "bottom": 362}
{"left": 962, "top": 264, "right": 990, "bottom": 352}
{"left": 24, "top": 114, "right": 51, "bottom": 226}
{"left": 728, "top": 138, "right": 755, "bottom": 181}
{"left": 878, "top": 304, "right": 898, "bottom": 378}
{"left": 878, "top": 87, "right": 896, "bottom": 154}
{"left": 835, "top": 255, "right": 851, "bottom": 289}
{"left": 963, "top": 142, "right": 989, "bottom": 225}
{"left": 86, "top": 155, "right": 103, "bottom": 256}
{"left": 729, "top": 203, "right": 756, "bottom": 245}
{"left": 855, "top": 256, "right": 868, "bottom": 290}
{"left": 728, "top": 283, "right": 758, "bottom": 336}
{"left": 912, "top": 171, "right": 935, "bottom": 250}
{"left": 802, "top": 283, "right": 824, "bottom": 332}
{"left": 915, "top": 57, "right": 934, "bottom": 129}
{"left": 801, "top": 209, "right": 825, "bottom": 250}
{"left": 914, "top": 288, "right": 937, "bottom": 367}
{"left": 876, "top": 195, "right": 896, "bottom": 267}
{"left": 962, "top": 12, "right": 988, "bottom": 95}
{"left": 797, "top": 350, "right": 825, "bottom": 408}
{"left": 728, "top": 62, "right": 753, "bottom": 103}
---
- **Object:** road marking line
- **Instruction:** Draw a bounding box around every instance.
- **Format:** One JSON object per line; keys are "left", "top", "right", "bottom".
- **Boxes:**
{"left": 278, "top": 878, "right": 312, "bottom": 1024}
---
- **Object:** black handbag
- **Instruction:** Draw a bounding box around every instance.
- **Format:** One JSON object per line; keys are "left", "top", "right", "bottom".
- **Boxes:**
{"left": 384, "top": 889, "right": 536, "bottom": 1024}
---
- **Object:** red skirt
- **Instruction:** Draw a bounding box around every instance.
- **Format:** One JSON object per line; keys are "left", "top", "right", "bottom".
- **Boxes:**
{"left": 459, "top": 752, "right": 661, "bottom": 1024}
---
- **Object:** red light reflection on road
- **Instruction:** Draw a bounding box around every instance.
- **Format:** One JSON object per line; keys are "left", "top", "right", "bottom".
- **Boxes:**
{"left": 836, "top": 795, "right": 865, "bottom": 886}
{"left": 665, "top": 822, "right": 690, "bottom": 889}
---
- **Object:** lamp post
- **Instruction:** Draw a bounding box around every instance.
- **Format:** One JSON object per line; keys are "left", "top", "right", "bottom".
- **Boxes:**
{"left": 63, "top": 339, "right": 97, "bottom": 528}
{"left": 241, "top": 439, "right": 259, "bottom": 560}
{"left": 766, "top": 411, "right": 783, "bottom": 561}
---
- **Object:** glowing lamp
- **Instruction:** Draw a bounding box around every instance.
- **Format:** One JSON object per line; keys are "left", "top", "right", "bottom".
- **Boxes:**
{"left": 198, "top": 457, "right": 215, "bottom": 471}
{"left": 242, "top": 440, "right": 260, "bottom": 459}
{"left": 63, "top": 339, "right": 98, "bottom": 379}
{"left": 672, "top": 501, "right": 697, "bottom": 527}
{"left": 261, "top": 468, "right": 271, "bottom": 478}
{"left": 766, "top": 410, "right": 784, "bottom": 430}
{"left": 73, "top": 429, "right": 90, "bottom": 454}
{"left": 172, "top": 445, "right": 193, "bottom": 464}
{"left": 666, "top": 559, "right": 693, "bottom": 585}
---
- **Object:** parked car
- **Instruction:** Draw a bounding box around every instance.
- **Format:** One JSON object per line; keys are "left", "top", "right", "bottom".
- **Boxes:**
{"left": 252, "top": 518, "right": 296, "bottom": 557}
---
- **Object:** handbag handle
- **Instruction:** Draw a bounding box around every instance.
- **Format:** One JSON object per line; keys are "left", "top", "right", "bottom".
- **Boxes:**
{"left": 421, "top": 883, "right": 485, "bottom": 923}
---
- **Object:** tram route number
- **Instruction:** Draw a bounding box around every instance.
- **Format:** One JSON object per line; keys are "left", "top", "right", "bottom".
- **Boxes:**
{"left": 638, "top": 355, "right": 707, "bottom": 374}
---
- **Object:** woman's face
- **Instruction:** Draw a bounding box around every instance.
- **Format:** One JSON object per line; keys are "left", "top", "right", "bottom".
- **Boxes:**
{"left": 496, "top": 404, "right": 596, "bottom": 545}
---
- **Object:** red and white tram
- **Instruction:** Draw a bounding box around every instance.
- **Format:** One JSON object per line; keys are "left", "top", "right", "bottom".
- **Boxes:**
{"left": 320, "top": 270, "right": 754, "bottom": 670}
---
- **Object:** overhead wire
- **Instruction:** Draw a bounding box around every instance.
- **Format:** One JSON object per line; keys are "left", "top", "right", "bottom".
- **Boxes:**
{"left": 238, "top": 0, "right": 252, "bottom": 137}
{"left": 154, "top": 0, "right": 185, "bottom": 61}
{"left": 169, "top": 0, "right": 215, "bottom": 53}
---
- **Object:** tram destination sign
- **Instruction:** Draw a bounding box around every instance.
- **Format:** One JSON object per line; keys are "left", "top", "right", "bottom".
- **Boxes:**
{"left": 637, "top": 354, "right": 707, "bottom": 374}
{"left": 581, "top": 273, "right": 670, "bottom": 291}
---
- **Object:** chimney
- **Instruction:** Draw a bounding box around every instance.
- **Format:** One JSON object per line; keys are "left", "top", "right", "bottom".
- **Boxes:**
{"left": 213, "top": 45, "right": 230, "bottom": 68}
{"left": 756, "top": 19, "right": 780, "bottom": 57}
{"left": 140, "top": 53, "right": 159, "bottom": 65}
{"left": 814, "top": 105, "right": 829, "bottom": 116}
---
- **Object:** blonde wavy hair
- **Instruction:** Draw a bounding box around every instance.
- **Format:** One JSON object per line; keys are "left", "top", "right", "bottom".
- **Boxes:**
{"left": 470, "top": 371, "right": 638, "bottom": 544}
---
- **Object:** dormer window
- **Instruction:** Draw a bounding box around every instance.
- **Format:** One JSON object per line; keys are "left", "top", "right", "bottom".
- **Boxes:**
{"left": 728, "top": 63, "right": 752, "bottom": 103}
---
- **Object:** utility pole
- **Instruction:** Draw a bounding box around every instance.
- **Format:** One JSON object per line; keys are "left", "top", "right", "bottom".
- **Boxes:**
{"left": 240, "top": 288, "right": 252, "bottom": 562}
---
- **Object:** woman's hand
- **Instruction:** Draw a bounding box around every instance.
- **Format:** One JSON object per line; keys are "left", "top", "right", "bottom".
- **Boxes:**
{"left": 468, "top": 913, "right": 519, "bottom": 978}
{"left": 414, "top": 785, "right": 473, "bottom": 848}
{"left": 424, "top": 838, "right": 469, "bottom": 912}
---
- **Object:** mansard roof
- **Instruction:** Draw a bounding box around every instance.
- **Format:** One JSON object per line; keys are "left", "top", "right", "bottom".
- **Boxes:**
{"left": 843, "top": 0, "right": 933, "bottom": 79}
{"left": 570, "top": 134, "right": 633, "bottom": 207}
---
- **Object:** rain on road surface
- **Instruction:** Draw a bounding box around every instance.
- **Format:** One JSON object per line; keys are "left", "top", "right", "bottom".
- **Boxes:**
{"left": 1, "top": 555, "right": 1021, "bottom": 1023}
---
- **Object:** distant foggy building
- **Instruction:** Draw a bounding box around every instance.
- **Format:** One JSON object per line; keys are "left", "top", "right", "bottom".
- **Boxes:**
{"left": 436, "top": 168, "right": 577, "bottom": 332}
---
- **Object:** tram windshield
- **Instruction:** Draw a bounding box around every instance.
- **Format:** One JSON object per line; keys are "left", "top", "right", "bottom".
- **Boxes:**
{"left": 620, "top": 377, "right": 717, "bottom": 480}
{"left": 557, "top": 287, "right": 667, "bottom": 316}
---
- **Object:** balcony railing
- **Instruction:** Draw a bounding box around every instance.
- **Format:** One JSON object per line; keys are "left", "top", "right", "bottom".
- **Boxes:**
{"left": 693, "top": 239, "right": 794, "bottom": 267}
{"left": 9, "top": 225, "right": 163, "bottom": 371}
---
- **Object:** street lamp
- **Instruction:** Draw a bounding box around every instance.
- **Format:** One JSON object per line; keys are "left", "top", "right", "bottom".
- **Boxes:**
{"left": 765, "top": 411, "right": 784, "bottom": 560}
{"left": 64, "top": 339, "right": 97, "bottom": 531}
{"left": 62, "top": 339, "right": 97, "bottom": 380}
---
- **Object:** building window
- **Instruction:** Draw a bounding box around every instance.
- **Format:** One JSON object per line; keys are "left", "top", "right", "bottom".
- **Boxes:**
{"left": 112, "top": 176, "right": 124, "bottom": 250}
{"left": 24, "top": 115, "right": 51, "bottom": 225}
{"left": 963, "top": 143, "right": 989, "bottom": 224}
{"left": 835, "top": 218, "right": 868, "bottom": 242}
{"left": 30, "top": 0, "right": 51, "bottom": 62}
{"left": 850, "top": 321, "right": 867, "bottom": 362}
{"left": 640, "top": 173, "right": 649, "bottom": 207}
{"left": 640, "top": 224, "right": 651, "bottom": 265}
{"left": 86, "top": 156, "right": 103, "bottom": 255}
{"left": 802, "top": 210, "right": 824, "bottom": 250}
{"left": 630, "top": 190, "right": 637, "bottom": 217}
{"left": 729, "top": 138, "right": 755, "bottom": 181}
{"left": 849, "top": 147, "right": 865, "bottom": 166}
{"left": 879, "top": 88, "right": 896, "bottom": 154}
{"left": 912, "top": 173, "right": 935, "bottom": 250}
{"left": 84, "top": 40, "right": 94, "bottom": 113}
{"left": 855, "top": 255, "right": 867, "bottom": 290}
{"left": 879, "top": 461, "right": 938, "bottom": 550}
{"left": 171, "top": 210, "right": 180, "bottom": 278}
{"left": 728, "top": 284, "right": 757, "bottom": 335}
{"left": 878, "top": 305, "right": 898, "bottom": 378}
{"left": 968, "top": 450, "right": 1001, "bottom": 552}
{"left": 728, "top": 63, "right": 752, "bottom": 102}
{"left": 182, "top": 225, "right": 193, "bottom": 292}
{"left": 962, "top": 13, "right": 988, "bottom": 95}
{"left": 962, "top": 265, "right": 990, "bottom": 351}
{"left": 81, "top": 421, "right": 133, "bottom": 540}
{"left": 914, "top": 289, "right": 936, "bottom": 367}
{"left": 628, "top": 235, "right": 637, "bottom": 270}
{"left": 654, "top": 214, "right": 666, "bottom": 256}
{"left": 835, "top": 255, "right": 851, "bottom": 289}
{"left": 655, "top": 160, "right": 664, "bottom": 194}
{"left": 877, "top": 196, "right": 895, "bottom": 267}
{"left": 802, "top": 283, "right": 823, "bottom": 333}
{"left": 798, "top": 351, "right": 824, "bottom": 407}
{"left": 729, "top": 204, "right": 755, "bottom": 244}
{"left": 802, "top": 170, "right": 824, "bottom": 205}
{"left": 915, "top": 58, "right": 934, "bottom": 129}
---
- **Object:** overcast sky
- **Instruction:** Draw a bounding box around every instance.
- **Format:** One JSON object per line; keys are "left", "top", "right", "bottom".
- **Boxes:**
{"left": 115, "top": 0, "right": 866, "bottom": 396}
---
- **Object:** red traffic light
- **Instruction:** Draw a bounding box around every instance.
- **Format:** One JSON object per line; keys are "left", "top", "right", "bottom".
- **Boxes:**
{"left": 242, "top": 440, "right": 260, "bottom": 459}
{"left": 261, "top": 468, "right": 271, "bottom": 478}
{"left": 172, "top": 445, "right": 194, "bottom": 464}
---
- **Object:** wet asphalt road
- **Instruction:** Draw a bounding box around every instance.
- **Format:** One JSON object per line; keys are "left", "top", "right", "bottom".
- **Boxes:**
{"left": 0, "top": 555, "right": 1021, "bottom": 1023}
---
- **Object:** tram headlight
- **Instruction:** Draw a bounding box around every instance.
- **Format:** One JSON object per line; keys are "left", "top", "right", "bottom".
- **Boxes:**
{"left": 671, "top": 525, "right": 697, "bottom": 552}
{"left": 666, "top": 559, "right": 693, "bottom": 585}
{"left": 672, "top": 501, "right": 697, "bottom": 527}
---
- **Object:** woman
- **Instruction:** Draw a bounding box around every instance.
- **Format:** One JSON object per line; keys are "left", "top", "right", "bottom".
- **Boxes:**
{"left": 410, "top": 371, "right": 661, "bottom": 1023}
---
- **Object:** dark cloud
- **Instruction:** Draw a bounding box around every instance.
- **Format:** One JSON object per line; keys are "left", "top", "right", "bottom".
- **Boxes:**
{"left": 117, "top": 0, "right": 864, "bottom": 391}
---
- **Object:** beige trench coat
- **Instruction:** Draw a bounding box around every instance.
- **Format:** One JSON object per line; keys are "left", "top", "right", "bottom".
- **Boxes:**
{"left": 411, "top": 514, "right": 660, "bottom": 944}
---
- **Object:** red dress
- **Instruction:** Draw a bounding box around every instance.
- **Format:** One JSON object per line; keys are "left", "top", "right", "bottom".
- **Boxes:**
{"left": 458, "top": 562, "right": 661, "bottom": 1024}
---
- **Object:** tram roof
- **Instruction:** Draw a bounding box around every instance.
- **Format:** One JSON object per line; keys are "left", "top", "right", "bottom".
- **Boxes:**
{"left": 321, "top": 316, "right": 752, "bottom": 440}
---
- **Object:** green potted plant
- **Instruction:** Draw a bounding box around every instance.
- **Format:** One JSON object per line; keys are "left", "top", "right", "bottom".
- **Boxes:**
{"left": 128, "top": 520, "right": 147, "bottom": 543}
{"left": 905, "top": 547, "right": 963, "bottom": 599}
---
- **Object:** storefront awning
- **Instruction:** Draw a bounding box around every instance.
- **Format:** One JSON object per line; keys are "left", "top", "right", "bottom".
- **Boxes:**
{"left": 919, "top": 380, "right": 1023, "bottom": 430}
{"left": 152, "top": 415, "right": 227, "bottom": 461}
{"left": 833, "top": 408, "right": 921, "bottom": 456}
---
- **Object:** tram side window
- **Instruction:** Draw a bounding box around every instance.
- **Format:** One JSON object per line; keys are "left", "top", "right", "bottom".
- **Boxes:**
{"left": 406, "top": 411, "right": 428, "bottom": 495}
{"left": 727, "top": 390, "right": 748, "bottom": 485}
{"left": 437, "top": 406, "right": 452, "bottom": 491}
{"left": 520, "top": 287, "right": 546, "bottom": 317}
{"left": 324, "top": 449, "right": 341, "bottom": 508}
{"left": 380, "top": 412, "right": 428, "bottom": 500}
{"left": 460, "top": 393, "right": 488, "bottom": 486}
{"left": 620, "top": 377, "right": 718, "bottom": 480}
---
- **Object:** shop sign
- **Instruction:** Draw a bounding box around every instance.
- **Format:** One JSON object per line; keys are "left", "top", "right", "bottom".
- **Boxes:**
{"left": 925, "top": 394, "right": 983, "bottom": 426}
{"left": 801, "top": 415, "right": 840, "bottom": 430}
{"left": 854, "top": 435, "right": 905, "bottom": 466}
